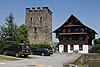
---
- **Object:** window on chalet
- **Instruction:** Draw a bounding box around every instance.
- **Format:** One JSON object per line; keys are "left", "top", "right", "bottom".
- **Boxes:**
{"left": 68, "top": 29, "right": 71, "bottom": 33}
{"left": 58, "top": 29, "right": 60, "bottom": 31}
{"left": 81, "top": 28, "right": 84, "bottom": 32}
{"left": 63, "top": 37, "right": 66, "bottom": 40}
{"left": 66, "top": 37, "right": 69, "bottom": 40}
{"left": 63, "top": 29, "right": 66, "bottom": 33}
{"left": 85, "top": 28, "right": 87, "bottom": 30}
{"left": 75, "top": 28, "right": 79, "bottom": 32}
{"left": 79, "top": 37, "right": 83, "bottom": 40}
{"left": 74, "top": 36, "right": 77, "bottom": 40}
{"left": 70, "top": 45, "right": 74, "bottom": 50}
{"left": 69, "top": 37, "right": 72, "bottom": 40}
{"left": 76, "top": 20, "right": 78, "bottom": 22}
{"left": 79, "top": 45, "right": 83, "bottom": 51}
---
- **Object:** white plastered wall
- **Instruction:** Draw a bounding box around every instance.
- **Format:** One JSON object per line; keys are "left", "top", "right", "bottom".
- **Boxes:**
{"left": 68, "top": 45, "right": 88, "bottom": 53}
{"left": 59, "top": 45, "right": 64, "bottom": 53}
{"left": 79, "top": 45, "right": 88, "bottom": 53}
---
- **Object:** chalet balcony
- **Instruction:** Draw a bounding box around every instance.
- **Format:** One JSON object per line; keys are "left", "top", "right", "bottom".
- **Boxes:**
{"left": 59, "top": 32, "right": 87, "bottom": 35}
{"left": 60, "top": 40, "right": 87, "bottom": 45}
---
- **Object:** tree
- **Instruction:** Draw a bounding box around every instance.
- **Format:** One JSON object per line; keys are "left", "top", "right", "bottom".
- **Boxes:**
{"left": 17, "top": 24, "right": 29, "bottom": 43}
{"left": 89, "top": 38, "right": 100, "bottom": 53}
{"left": 94, "top": 38, "right": 100, "bottom": 45}
{"left": 0, "top": 12, "right": 18, "bottom": 41}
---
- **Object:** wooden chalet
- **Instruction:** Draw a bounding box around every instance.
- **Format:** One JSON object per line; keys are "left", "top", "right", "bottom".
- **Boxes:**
{"left": 53, "top": 15, "right": 97, "bottom": 53}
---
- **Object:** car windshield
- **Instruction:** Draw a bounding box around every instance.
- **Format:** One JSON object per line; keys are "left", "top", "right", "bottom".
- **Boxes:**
{"left": 22, "top": 45, "right": 29, "bottom": 49}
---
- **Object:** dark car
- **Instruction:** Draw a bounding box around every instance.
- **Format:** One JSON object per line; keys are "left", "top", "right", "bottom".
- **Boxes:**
{"left": 3, "top": 44, "right": 31, "bottom": 57}
{"left": 48, "top": 47, "right": 53, "bottom": 54}
{"left": 32, "top": 48, "right": 53, "bottom": 56}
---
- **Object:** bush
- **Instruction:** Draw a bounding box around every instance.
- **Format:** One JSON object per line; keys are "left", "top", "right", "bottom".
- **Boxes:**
{"left": 89, "top": 44, "right": 100, "bottom": 53}
{"left": 0, "top": 40, "right": 18, "bottom": 54}
{"left": 29, "top": 43, "right": 51, "bottom": 49}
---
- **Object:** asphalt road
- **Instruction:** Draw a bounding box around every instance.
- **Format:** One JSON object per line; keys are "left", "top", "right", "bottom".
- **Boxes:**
{"left": 0, "top": 53, "right": 81, "bottom": 67}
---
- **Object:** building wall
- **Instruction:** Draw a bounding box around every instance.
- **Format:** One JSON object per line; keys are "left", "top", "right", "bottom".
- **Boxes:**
{"left": 54, "top": 15, "right": 96, "bottom": 53}
{"left": 25, "top": 7, "right": 52, "bottom": 45}
{"left": 68, "top": 45, "right": 88, "bottom": 53}
{"left": 59, "top": 45, "right": 64, "bottom": 53}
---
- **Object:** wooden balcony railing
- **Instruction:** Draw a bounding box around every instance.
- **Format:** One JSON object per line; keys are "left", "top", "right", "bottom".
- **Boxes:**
{"left": 60, "top": 40, "right": 87, "bottom": 45}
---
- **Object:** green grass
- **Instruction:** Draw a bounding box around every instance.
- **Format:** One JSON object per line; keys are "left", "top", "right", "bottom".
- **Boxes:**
{"left": 0, "top": 55, "right": 21, "bottom": 61}
{"left": 0, "top": 55, "right": 36, "bottom": 61}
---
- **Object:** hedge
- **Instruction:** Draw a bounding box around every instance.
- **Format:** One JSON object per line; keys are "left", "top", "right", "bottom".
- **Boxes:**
{"left": 0, "top": 40, "right": 18, "bottom": 54}
{"left": 29, "top": 43, "right": 51, "bottom": 49}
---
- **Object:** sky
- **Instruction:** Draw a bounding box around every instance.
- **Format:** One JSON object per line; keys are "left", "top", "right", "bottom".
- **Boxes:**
{"left": 0, "top": 0, "right": 100, "bottom": 42}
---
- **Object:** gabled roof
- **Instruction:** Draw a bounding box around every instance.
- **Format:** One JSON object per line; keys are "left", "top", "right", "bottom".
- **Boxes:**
{"left": 61, "top": 15, "right": 85, "bottom": 27}
{"left": 53, "top": 14, "right": 97, "bottom": 34}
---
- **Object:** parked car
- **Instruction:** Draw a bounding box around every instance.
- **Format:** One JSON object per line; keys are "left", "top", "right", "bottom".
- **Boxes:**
{"left": 3, "top": 44, "right": 31, "bottom": 57}
{"left": 31, "top": 48, "right": 53, "bottom": 56}
{"left": 48, "top": 47, "right": 53, "bottom": 54}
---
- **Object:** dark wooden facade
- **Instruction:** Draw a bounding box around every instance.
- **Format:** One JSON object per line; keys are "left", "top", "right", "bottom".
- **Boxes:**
{"left": 54, "top": 15, "right": 97, "bottom": 49}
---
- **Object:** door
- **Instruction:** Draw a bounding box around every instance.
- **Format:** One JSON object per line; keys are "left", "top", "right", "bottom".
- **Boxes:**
{"left": 64, "top": 45, "right": 67, "bottom": 52}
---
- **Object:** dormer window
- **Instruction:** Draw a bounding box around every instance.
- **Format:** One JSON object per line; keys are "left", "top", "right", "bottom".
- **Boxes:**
{"left": 58, "top": 29, "right": 60, "bottom": 31}
{"left": 90, "top": 30, "right": 92, "bottom": 32}
{"left": 85, "top": 28, "right": 87, "bottom": 30}
{"left": 76, "top": 20, "right": 78, "bottom": 22}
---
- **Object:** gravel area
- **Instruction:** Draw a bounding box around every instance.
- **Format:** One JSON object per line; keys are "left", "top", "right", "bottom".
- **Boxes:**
{"left": 0, "top": 53, "right": 81, "bottom": 67}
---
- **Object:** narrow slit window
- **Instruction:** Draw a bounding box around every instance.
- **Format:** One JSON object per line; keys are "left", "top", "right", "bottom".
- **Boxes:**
{"left": 30, "top": 17, "right": 32, "bottom": 21}
{"left": 34, "top": 27, "right": 37, "bottom": 32}
{"left": 39, "top": 17, "right": 42, "bottom": 22}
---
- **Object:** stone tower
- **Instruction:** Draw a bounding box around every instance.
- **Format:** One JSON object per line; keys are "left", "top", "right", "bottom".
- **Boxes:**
{"left": 25, "top": 7, "right": 52, "bottom": 45}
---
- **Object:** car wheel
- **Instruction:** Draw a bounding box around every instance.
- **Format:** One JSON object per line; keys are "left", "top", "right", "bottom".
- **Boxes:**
{"left": 41, "top": 53, "right": 45, "bottom": 56}
{"left": 24, "top": 55, "right": 28, "bottom": 57}
{"left": 48, "top": 54, "right": 50, "bottom": 56}
{"left": 3, "top": 51, "right": 7, "bottom": 55}
{"left": 15, "top": 53, "right": 19, "bottom": 57}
